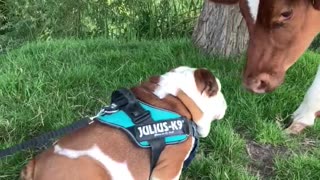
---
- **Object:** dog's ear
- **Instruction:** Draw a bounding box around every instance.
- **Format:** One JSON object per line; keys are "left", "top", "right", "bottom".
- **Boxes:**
{"left": 209, "top": 0, "right": 239, "bottom": 5}
{"left": 194, "top": 68, "right": 218, "bottom": 97}
{"left": 313, "top": 0, "right": 320, "bottom": 10}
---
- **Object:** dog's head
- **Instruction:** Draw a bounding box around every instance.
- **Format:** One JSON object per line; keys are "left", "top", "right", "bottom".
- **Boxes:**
{"left": 151, "top": 66, "right": 227, "bottom": 137}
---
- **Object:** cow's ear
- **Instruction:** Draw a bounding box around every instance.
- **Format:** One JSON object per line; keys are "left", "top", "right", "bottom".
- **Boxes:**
{"left": 209, "top": 0, "right": 239, "bottom": 4}
{"left": 313, "top": 0, "right": 320, "bottom": 10}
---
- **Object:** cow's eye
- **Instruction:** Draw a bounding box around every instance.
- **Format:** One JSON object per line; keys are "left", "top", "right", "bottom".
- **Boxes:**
{"left": 280, "top": 9, "right": 293, "bottom": 20}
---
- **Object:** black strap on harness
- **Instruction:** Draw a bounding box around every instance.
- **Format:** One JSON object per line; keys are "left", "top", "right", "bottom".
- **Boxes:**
{"left": 111, "top": 88, "right": 166, "bottom": 170}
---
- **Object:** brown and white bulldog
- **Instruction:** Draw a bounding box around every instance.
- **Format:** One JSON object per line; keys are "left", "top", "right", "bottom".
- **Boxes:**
{"left": 20, "top": 66, "right": 227, "bottom": 180}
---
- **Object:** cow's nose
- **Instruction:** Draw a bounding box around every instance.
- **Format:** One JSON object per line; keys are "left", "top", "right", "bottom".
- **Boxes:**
{"left": 243, "top": 73, "right": 270, "bottom": 94}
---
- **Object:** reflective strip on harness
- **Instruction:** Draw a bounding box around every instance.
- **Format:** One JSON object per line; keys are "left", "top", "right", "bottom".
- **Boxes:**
{"left": 96, "top": 102, "right": 190, "bottom": 148}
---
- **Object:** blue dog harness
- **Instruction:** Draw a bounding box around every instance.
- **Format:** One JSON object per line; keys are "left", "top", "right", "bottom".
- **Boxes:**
{"left": 94, "top": 88, "right": 199, "bottom": 171}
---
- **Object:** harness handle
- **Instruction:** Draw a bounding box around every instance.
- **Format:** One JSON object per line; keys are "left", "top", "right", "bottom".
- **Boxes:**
{"left": 111, "top": 88, "right": 137, "bottom": 108}
{"left": 111, "top": 88, "right": 152, "bottom": 124}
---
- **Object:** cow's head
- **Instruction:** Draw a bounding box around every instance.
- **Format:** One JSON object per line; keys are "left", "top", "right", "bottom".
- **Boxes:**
{"left": 210, "top": 0, "right": 320, "bottom": 93}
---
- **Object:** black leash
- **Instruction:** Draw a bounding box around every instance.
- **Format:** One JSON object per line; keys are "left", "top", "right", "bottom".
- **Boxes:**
{"left": 0, "top": 117, "right": 92, "bottom": 159}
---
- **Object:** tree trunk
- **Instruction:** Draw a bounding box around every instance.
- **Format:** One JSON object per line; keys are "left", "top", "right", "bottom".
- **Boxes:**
{"left": 192, "top": 0, "right": 249, "bottom": 57}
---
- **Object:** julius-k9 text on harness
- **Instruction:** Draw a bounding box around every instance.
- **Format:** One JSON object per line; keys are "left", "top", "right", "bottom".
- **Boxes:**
{"left": 94, "top": 88, "right": 199, "bottom": 171}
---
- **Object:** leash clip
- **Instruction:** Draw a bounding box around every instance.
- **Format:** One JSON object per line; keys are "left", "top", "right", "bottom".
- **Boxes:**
{"left": 98, "top": 103, "right": 119, "bottom": 116}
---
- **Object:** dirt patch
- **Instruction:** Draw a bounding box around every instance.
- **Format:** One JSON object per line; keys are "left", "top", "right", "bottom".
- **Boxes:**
{"left": 246, "top": 141, "right": 288, "bottom": 179}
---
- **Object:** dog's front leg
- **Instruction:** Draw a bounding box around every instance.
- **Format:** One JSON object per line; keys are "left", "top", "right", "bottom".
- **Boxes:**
{"left": 286, "top": 65, "right": 320, "bottom": 134}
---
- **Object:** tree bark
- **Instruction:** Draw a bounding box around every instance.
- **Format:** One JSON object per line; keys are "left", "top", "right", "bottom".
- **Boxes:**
{"left": 192, "top": 0, "right": 249, "bottom": 57}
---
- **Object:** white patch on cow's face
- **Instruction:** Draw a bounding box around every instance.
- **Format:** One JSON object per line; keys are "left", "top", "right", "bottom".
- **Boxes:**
{"left": 292, "top": 65, "right": 320, "bottom": 126}
{"left": 153, "top": 66, "right": 227, "bottom": 137}
{"left": 54, "top": 144, "right": 134, "bottom": 180}
{"left": 247, "top": 0, "right": 260, "bottom": 22}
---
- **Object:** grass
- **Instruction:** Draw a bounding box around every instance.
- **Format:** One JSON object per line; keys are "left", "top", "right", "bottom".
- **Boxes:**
{"left": 0, "top": 38, "right": 320, "bottom": 179}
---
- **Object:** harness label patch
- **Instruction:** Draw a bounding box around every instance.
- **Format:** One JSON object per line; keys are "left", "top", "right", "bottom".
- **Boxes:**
{"left": 135, "top": 119, "right": 186, "bottom": 142}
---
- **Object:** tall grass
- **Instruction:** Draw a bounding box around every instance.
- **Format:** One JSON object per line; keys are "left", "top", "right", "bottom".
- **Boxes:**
{"left": 0, "top": 0, "right": 202, "bottom": 51}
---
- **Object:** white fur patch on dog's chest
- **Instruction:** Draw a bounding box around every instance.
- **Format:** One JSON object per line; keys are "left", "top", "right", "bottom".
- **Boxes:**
{"left": 54, "top": 144, "right": 135, "bottom": 180}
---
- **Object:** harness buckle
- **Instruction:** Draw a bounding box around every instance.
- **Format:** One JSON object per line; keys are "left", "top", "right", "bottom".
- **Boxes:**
{"left": 130, "top": 110, "right": 151, "bottom": 124}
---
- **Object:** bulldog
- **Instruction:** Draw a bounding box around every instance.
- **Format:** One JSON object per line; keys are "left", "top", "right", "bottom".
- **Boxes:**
{"left": 20, "top": 66, "right": 227, "bottom": 180}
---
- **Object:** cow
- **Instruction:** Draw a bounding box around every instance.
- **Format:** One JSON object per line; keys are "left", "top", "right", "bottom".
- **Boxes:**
{"left": 209, "top": 0, "right": 320, "bottom": 134}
